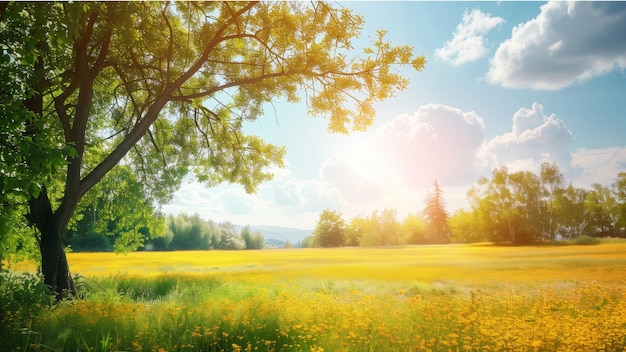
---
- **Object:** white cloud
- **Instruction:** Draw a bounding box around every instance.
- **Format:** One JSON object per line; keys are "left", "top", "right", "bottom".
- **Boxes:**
{"left": 375, "top": 103, "right": 486, "bottom": 187}
{"left": 480, "top": 102, "right": 574, "bottom": 173}
{"left": 571, "top": 147, "right": 626, "bottom": 187}
{"left": 435, "top": 9, "right": 505, "bottom": 66}
{"left": 271, "top": 178, "right": 340, "bottom": 214}
{"left": 319, "top": 155, "right": 383, "bottom": 203}
{"left": 220, "top": 189, "right": 254, "bottom": 215}
{"left": 488, "top": 1, "right": 626, "bottom": 90}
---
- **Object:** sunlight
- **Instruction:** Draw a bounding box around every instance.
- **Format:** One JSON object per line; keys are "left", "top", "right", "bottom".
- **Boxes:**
{"left": 344, "top": 135, "right": 395, "bottom": 187}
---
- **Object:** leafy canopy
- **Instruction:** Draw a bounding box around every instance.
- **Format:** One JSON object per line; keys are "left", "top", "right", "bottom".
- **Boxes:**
{"left": 0, "top": 2, "right": 425, "bottom": 256}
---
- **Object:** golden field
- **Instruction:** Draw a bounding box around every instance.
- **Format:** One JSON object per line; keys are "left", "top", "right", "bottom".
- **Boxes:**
{"left": 3, "top": 243, "right": 626, "bottom": 351}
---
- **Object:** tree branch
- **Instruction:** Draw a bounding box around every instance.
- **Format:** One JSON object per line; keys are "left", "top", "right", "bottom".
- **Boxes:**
{"left": 79, "top": 2, "right": 259, "bottom": 199}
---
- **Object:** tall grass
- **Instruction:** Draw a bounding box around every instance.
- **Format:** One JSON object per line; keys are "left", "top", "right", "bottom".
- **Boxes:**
{"left": 3, "top": 243, "right": 626, "bottom": 351}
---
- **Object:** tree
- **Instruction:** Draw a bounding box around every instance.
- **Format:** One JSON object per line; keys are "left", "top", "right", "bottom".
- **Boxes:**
{"left": 361, "top": 208, "right": 401, "bottom": 246}
{"left": 63, "top": 165, "right": 166, "bottom": 252}
{"left": 345, "top": 215, "right": 367, "bottom": 246}
{"left": 240, "top": 226, "right": 264, "bottom": 250}
{"left": 553, "top": 184, "right": 588, "bottom": 239}
{"left": 448, "top": 209, "right": 484, "bottom": 244}
{"left": 468, "top": 167, "right": 541, "bottom": 244}
{"left": 422, "top": 180, "right": 450, "bottom": 244}
{"left": 401, "top": 213, "right": 427, "bottom": 245}
{"left": 0, "top": 2, "right": 425, "bottom": 296}
{"left": 584, "top": 184, "right": 616, "bottom": 237}
{"left": 539, "top": 161, "right": 565, "bottom": 241}
{"left": 612, "top": 172, "right": 626, "bottom": 236}
{"left": 313, "top": 209, "right": 345, "bottom": 248}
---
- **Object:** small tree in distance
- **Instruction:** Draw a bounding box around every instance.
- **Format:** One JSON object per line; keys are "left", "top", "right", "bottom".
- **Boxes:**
{"left": 423, "top": 180, "right": 451, "bottom": 244}
{"left": 314, "top": 209, "right": 345, "bottom": 248}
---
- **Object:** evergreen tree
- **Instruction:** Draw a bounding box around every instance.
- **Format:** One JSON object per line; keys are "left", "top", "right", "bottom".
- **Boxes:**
{"left": 423, "top": 180, "right": 451, "bottom": 244}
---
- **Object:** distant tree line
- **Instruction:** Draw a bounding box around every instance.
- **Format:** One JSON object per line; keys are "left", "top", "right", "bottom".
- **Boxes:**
{"left": 311, "top": 163, "right": 626, "bottom": 247}
{"left": 457, "top": 162, "right": 626, "bottom": 244}
{"left": 63, "top": 213, "right": 264, "bottom": 252}
{"left": 307, "top": 181, "right": 450, "bottom": 248}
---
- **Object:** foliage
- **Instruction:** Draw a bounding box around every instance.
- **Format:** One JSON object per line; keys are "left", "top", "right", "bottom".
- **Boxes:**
{"left": 400, "top": 213, "right": 427, "bottom": 245}
{"left": 360, "top": 208, "right": 402, "bottom": 246}
{"left": 63, "top": 165, "right": 166, "bottom": 253}
{"left": 448, "top": 209, "right": 485, "bottom": 244}
{"left": 143, "top": 214, "right": 255, "bottom": 251}
{"left": 423, "top": 180, "right": 450, "bottom": 244}
{"left": 614, "top": 172, "right": 626, "bottom": 235}
{"left": 240, "top": 226, "right": 265, "bottom": 250}
{"left": 467, "top": 163, "right": 626, "bottom": 244}
{"left": 1, "top": 1, "right": 425, "bottom": 293}
{"left": 0, "top": 271, "right": 53, "bottom": 346}
{"left": 313, "top": 209, "right": 345, "bottom": 248}
{"left": 570, "top": 235, "right": 601, "bottom": 246}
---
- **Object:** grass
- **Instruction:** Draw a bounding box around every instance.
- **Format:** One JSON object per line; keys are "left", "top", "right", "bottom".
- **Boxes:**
{"left": 3, "top": 242, "right": 626, "bottom": 351}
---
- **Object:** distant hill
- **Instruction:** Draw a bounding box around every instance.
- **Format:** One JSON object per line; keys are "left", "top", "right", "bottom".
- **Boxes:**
{"left": 234, "top": 225, "right": 313, "bottom": 247}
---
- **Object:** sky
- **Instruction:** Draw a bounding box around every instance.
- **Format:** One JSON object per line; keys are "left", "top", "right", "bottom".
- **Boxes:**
{"left": 162, "top": 1, "right": 626, "bottom": 229}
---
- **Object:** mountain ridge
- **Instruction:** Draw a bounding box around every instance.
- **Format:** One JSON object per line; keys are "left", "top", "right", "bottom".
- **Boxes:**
{"left": 234, "top": 224, "right": 313, "bottom": 246}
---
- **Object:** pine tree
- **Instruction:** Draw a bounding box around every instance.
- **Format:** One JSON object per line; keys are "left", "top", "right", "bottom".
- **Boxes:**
{"left": 423, "top": 180, "right": 451, "bottom": 244}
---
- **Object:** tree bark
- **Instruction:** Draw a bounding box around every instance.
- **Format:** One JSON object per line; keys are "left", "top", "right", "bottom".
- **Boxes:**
{"left": 40, "top": 225, "right": 76, "bottom": 300}
{"left": 27, "top": 189, "right": 76, "bottom": 299}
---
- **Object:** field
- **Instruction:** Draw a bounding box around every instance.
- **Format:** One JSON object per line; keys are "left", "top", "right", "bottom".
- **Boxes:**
{"left": 3, "top": 243, "right": 626, "bottom": 351}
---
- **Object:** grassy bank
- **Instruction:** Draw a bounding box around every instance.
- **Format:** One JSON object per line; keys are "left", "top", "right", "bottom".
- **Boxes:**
{"left": 2, "top": 243, "right": 626, "bottom": 351}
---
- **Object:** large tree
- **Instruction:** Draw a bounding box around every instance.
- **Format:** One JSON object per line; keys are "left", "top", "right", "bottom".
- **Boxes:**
{"left": 468, "top": 167, "right": 541, "bottom": 245}
{"left": 0, "top": 2, "right": 425, "bottom": 296}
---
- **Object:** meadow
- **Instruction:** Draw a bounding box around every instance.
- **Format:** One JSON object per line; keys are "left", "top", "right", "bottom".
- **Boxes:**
{"left": 2, "top": 242, "right": 626, "bottom": 351}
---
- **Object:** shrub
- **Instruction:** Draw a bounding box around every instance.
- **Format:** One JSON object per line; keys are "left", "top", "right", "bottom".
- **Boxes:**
{"left": 572, "top": 235, "right": 601, "bottom": 245}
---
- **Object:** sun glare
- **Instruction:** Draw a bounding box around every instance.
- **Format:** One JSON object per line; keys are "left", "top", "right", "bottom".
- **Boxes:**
{"left": 345, "top": 135, "right": 394, "bottom": 187}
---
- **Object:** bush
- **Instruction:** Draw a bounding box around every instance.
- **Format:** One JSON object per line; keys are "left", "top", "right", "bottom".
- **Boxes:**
{"left": 0, "top": 271, "right": 53, "bottom": 349}
{"left": 572, "top": 235, "right": 601, "bottom": 246}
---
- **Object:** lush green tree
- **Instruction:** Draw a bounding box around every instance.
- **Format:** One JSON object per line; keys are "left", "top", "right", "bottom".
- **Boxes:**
{"left": 217, "top": 222, "right": 245, "bottom": 250}
{"left": 0, "top": 2, "right": 425, "bottom": 295}
{"left": 553, "top": 184, "right": 588, "bottom": 239}
{"left": 167, "top": 214, "right": 211, "bottom": 250}
{"left": 400, "top": 213, "right": 427, "bottom": 245}
{"left": 63, "top": 165, "right": 166, "bottom": 252}
{"left": 345, "top": 215, "right": 367, "bottom": 246}
{"left": 539, "top": 161, "right": 565, "bottom": 241}
{"left": 448, "top": 209, "right": 485, "bottom": 244}
{"left": 468, "top": 167, "right": 541, "bottom": 244}
{"left": 422, "top": 180, "right": 450, "bottom": 244}
{"left": 584, "top": 184, "right": 616, "bottom": 237}
{"left": 299, "top": 236, "right": 316, "bottom": 248}
{"left": 314, "top": 209, "right": 345, "bottom": 248}
{"left": 612, "top": 172, "right": 626, "bottom": 236}
{"left": 361, "top": 208, "right": 401, "bottom": 246}
{"left": 240, "top": 226, "right": 264, "bottom": 250}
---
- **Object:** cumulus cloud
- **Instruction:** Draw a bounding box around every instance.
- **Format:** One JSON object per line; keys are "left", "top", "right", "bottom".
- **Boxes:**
{"left": 435, "top": 9, "right": 505, "bottom": 66}
{"left": 480, "top": 102, "right": 574, "bottom": 173}
{"left": 271, "top": 178, "right": 339, "bottom": 213}
{"left": 375, "top": 104, "right": 485, "bottom": 187}
{"left": 319, "top": 155, "right": 382, "bottom": 203}
{"left": 488, "top": 1, "right": 626, "bottom": 90}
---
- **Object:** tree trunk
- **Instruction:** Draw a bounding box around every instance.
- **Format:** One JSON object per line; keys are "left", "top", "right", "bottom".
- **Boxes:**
{"left": 27, "top": 188, "right": 76, "bottom": 299}
{"left": 40, "top": 225, "right": 76, "bottom": 300}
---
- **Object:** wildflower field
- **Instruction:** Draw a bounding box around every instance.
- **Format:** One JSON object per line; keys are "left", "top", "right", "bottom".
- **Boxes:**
{"left": 2, "top": 242, "right": 626, "bottom": 351}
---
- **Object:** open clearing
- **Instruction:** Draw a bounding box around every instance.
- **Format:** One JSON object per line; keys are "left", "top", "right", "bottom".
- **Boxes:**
{"left": 4, "top": 243, "right": 626, "bottom": 351}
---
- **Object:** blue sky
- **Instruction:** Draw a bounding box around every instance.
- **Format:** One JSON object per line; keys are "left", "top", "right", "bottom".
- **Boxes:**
{"left": 162, "top": 1, "right": 626, "bottom": 229}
